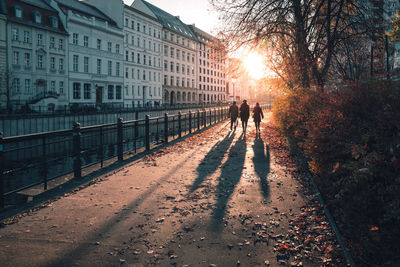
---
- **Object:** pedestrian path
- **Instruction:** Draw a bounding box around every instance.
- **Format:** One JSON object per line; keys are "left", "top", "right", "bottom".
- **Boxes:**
{"left": 0, "top": 113, "right": 340, "bottom": 266}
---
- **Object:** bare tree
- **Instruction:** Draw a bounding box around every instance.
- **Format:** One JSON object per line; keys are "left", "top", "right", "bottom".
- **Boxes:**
{"left": 211, "top": 0, "right": 372, "bottom": 91}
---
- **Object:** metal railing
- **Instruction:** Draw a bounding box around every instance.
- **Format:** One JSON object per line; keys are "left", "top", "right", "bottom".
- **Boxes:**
{"left": 0, "top": 107, "right": 231, "bottom": 208}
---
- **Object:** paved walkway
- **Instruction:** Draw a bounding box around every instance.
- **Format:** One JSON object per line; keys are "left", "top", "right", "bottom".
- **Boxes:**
{"left": 0, "top": 113, "right": 340, "bottom": 266}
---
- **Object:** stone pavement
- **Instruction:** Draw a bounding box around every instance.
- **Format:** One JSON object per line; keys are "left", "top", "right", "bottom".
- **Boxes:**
{"left": 0, "top": 113, "right": 340, "bottom": 267}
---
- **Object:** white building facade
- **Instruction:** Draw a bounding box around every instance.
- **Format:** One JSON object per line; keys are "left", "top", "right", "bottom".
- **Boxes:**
{"left": 56, "top": 0, "right": 124, "bottom": 109}
{"left": 190, "top": 26, "right": 226, "bottom": 104}
{"left": 132, "top": 0, "right": 198, "bottom": 105}
{"left": 5, "top": 0, "right": 69, "bottom": 111}
{"left": 123, "top": 4, "right": 163, "bottom": 107}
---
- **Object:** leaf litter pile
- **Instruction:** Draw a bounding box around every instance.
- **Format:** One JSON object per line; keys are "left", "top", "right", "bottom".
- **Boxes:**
{"left": 261, "top": 123, "right": 346, "bottom": 266}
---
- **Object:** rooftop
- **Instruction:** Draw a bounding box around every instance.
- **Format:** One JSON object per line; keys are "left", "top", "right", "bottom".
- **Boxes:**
{"left": 140, "top": 0, "right": 197, "bottom": 41}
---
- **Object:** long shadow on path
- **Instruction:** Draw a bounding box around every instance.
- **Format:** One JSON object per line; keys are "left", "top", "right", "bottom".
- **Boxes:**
{"left": 210, "top": 133, "right": 246, "bottom": 231}
{"left": 252, "top": 135, "right": 270, "bottom": 198}
{"left": 190, "top": 131, "right": 235, "bottom": 192}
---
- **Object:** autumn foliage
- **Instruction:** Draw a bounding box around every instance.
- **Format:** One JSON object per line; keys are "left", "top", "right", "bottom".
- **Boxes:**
{"left": 273, "top": 81, "right": 400, "bottom": 265}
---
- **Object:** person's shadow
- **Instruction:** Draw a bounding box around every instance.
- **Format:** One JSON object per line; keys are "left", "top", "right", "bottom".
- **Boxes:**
{"left": 210, "top": 133, "right": 246, "bottom": 231}
{"left": 252, "top": 135, "right": 270, "bottom": 198}
{"left": 190, "top": 131, "right": 235, "bottom": 192}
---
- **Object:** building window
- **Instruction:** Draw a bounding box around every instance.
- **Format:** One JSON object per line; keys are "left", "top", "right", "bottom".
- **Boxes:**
{"left": 143, "top": 70, "right": 146, "bottom": 80}
{"left": 84, "top": 36, "right": 88, "bottom": 47}
{"left": 107, "top": 41, "right": 112, "bottom": 52}
{"left": 125, "top": 68, "right": 128, "bottom": 78}
{"left": 125, "top": 50, "right": 128, "bottom": 61}
{"left": 50, "top": 17, "right": 58, "bottom": 28}
{"left": 116, "top": 44, "right": 120, "bottom": 54}
{"left": 13, "top": 78, "right": 20, "bottom": 93}
{"left": 176, "top": 63, "right": 179, "bottom": 73}
{"left": 84, "top": 84, "right": 91, "bottom": 99}
{"left": 59, "top": 81, "right": 64, "bottom": 95}
{"left": 84, "top": 57, "right": 89, "bottom": 73}
{"left": 37, "top": 55, "right": 43, "bottom": 68}
{"left": 164, "top": 75, "right": 167, "bottom": 85}
{"left": 116, "top": 62, "right": 120, "bottom": 76}
{"left": 170, "top": 62, "right": 174, "bottom": 72}
{"left": 51, "top": 81, "right": 56, "bottom": 92}
{"left": 137, "top": 53, "right": 141, "bottom": 64}
{"left": 143, "top": 55, "right": 146, "bottom": 65}
{"left": 97, "top": 59, "right": 102, "bottom": 74}
{"left": 34, "top": 11, "right": 42, "bottom": 24}
{"left": 24, "top": 53, "right": 30, "bottom": 67}
{"left": 97, "top": 39, "right": 102, "bottom": 50}
{"left": 59, "top": 39, "right": 64, "bottom": 50}
{"left": 73, "top": 83, "right": 81, "bottom": 99}
{"left": 108, "top": 60, "right": 112, "bottom": 75}
{"left": 131, "top": 52, "right": 134, "bottom": 62}
{"left": 37, "top": 33, "right": 43, "bottom": 46}
{"left": 170, "top": 47, "right": 174, "bottom": 58}
{"left": 15, "top": 6, "right": 22, "bottom": 18}
{"left": 137, "top": 69, "right": 140, "bottom": 80}
{"left": 132, "top": 68, "right": 135, "bottom": 79}
{"left": 137, "top": 22, "right": 140, "bottom": 31}
{"left": 73, "top": 33, "right": 78, "bottom": 45}
{"left": 132, "top": 85, "right": 135, "bottom": 96}
{"left": 12, "top": 28, "right": 19, "bottom": 41}
{"left": 164, "top": 60, "right": 168, "bottom": 71}
{"left": 25, "top": 79, "right": 30, "bottom": 94}
{"left": 164, "top": 45, "right": 168, "bottom": 56}
{"left": 23, "top": 31, "right": 30, "bottom": 43}
{"left": 13, "top": 51, "right": 19, "bottom": 65}
{"left": 59, "top": 58, "right": 64, "bottom": 71}
{"left": 50, "top": 37, "right": 55, "bottom": 48}
{"left": 125, "top": 18, "right": 128, "bottom": 27}
{"left": 50, "top": 57, "right": 55, "bottom": 70}
{"left": 131, "top": 20, "right": 134, "bottom": 29}
{"left": 108, "top": 85, "right": 114, "bottom": 99}
{"left": 116, "top": 86, "right": 122, "bottom": 99}
{"left": 73, "top": 55, "right": 79, "bottom": 72}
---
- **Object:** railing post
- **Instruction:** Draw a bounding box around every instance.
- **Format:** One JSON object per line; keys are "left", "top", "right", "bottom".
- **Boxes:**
{"left": 73, "top": 122, "right": 82, "bottom": 179}
{"left": 178, "top": 111, "right": 182, "bottom": 138}
{"left": 0, "top": 132, "right": 4, "bottom": 208}
{"left": 197, "top": 110, "right": 200, "bottom": 130}
{"left": 188, "top": 111, "right": 192, "bottom": 133}
{"left": 117, "top": 117, "right": 123, "bottom": 161}
{"left": 203, "top": 109, "right": 206, "bottom": 128}
{"left": 164, "top": 113, "right": 168, "bottom": 143}
{"left": 42, "top": 135, "right": 48, "bottom": 190}
{"left": 214, "top": 108, "right": 217, "bottom": 124}
{"left": 209, "top": 109, "right": 212, "bottom": 125}
{"left": 145, "top": 115, "right": 150, "bottom": 151}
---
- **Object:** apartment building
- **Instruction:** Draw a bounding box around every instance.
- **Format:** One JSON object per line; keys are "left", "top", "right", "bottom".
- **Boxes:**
{"left": 4, "top": 0, "right": 68, "bottom": 111}
{"left": 124, "top": 4, "right": 163, "bottom": 107}
{"left": 0, "top": 0, "right": 6, "bottom": 110}
{"left": 55, "top": 0, "right": 124, "bottom": 108}
{"left": 190, "top": 25, "right": 226, "bottom": 104}
{"left": 132, "top": 0, "right": 198, "bottom": 105}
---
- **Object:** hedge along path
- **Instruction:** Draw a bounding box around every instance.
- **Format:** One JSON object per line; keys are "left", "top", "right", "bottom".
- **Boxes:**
{"left": 0, "top": 112, "right": 345, "bottom": 266}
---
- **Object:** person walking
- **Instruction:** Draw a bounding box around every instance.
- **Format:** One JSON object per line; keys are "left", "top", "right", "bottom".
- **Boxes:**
{"left": 239, "top": 100, "right": 250, "bottom": 134}
{"left": 228, "top": 101, "right": 239, "bottom": 130}
{"left": 253, "top": 102, "right": 264, "bottom": 135}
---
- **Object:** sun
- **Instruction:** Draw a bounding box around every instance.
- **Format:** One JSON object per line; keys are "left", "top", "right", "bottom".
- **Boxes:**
{"left": 242, "top": 51, "right": 268, "bottom": 80}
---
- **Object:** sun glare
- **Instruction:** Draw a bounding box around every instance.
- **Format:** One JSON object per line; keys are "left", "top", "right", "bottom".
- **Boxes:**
{"left": 243, "top": 51, "right": 268, "bottom": 80}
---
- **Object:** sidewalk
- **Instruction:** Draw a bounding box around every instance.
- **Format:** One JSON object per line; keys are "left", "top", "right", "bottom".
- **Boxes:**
{"left": 0, "top": 113, "right": 342, "bottom": 267}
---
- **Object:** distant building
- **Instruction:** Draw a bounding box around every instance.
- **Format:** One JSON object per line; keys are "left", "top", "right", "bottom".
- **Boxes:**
{"left": 133, "top": 0, "right": 198, "bottom": 105}
{"left": 0, "top": 0, "right": 6, "bottom": 110}
{"left": 4, "top": 0, "right": 69, "bottom": 111}
{"left": 123, "top": 4, "right": 163, "bottom": 107}
{"left": 55, "top": 0, "right": 124, "bottom": 109}
{"left": 189, "top": 25, "right": 226, "bottom": 104}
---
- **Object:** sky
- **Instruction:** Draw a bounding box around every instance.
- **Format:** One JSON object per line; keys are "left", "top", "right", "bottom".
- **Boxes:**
{"left": 123, "top": 0, "right": 221, "bottom": 35}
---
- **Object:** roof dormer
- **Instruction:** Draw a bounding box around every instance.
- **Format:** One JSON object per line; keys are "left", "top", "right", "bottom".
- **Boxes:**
{"left": 33, "top": 11, "right": 42, "bottom": 24}
{"left": 14, "top": 5, "right": 23, "bottom": 19}
{"left": 50, "top": 16, "right": 58, "bottom": 28}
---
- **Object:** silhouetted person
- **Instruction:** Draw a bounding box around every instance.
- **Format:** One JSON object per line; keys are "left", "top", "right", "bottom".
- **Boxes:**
{"left": 253, "top": 102, "right": 264, "bottom": 134}
{"left": 228, "top": 101, "right": 239, "bottom": 130}
{"left": 239, "top": 100, "right": 250, "bottom": 134}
